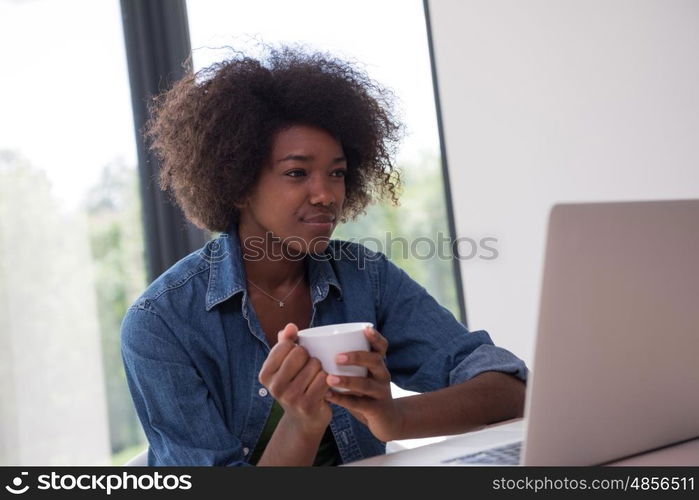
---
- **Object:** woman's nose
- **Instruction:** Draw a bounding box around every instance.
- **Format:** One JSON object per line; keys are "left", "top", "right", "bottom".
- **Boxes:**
{"left": 308, "top": 175, "right": 336, "bottom": 206}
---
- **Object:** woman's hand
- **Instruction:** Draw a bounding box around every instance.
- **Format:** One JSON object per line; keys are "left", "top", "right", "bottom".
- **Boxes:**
{"left": 324, "top": 326, "right": 405, "bottom": 442}
{"left": 258, "top": 323, "right": 332, "bottom": 436}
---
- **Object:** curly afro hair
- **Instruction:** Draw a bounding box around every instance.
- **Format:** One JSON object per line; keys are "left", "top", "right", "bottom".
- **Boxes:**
{"left": 145, "top": 45, "right": 404, "bottom": 232}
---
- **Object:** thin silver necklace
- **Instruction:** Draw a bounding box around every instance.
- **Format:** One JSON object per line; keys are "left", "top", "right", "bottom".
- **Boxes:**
{"left": 246, "top": 275, "right": 305, "bottom": 308}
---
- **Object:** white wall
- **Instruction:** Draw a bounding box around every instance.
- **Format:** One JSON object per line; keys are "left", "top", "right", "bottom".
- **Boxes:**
{"left": 428, "top": 0, "right": 699, "bottom": 365}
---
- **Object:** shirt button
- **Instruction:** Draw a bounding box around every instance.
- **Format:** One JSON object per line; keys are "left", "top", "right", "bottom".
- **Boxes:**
{"left": 258, "top": 387, "right": 268, "bottom": 397}
{"left": 243, "top": 447, "right": 250, "bottom": 456}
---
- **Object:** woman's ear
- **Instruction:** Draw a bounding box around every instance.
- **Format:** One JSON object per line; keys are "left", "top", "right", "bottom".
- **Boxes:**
{"left": 234, "top": 197, "right": 248, "bottom": 211}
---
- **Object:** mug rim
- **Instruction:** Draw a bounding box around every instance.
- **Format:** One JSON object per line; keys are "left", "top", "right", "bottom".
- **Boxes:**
{"left": 297, "top": 322, "right": 373, "bottom": 338}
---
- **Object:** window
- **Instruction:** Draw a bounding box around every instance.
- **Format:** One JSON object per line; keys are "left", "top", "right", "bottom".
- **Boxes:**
{"left": 186, "top": 0, "right": 460, "bottom": 319}
{"left": 0, "top": 1, "right": 464, "bottom": 464}
{"left": 0, "top": 0, "right": 146, "bottom": 465}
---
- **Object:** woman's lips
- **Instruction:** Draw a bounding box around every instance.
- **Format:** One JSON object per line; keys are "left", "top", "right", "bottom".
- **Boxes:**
{"left": 301, "top": 220, "right": 334, "bottom": 230}
{"left": 300, "top": 215, "right": 335, "bottom": 231}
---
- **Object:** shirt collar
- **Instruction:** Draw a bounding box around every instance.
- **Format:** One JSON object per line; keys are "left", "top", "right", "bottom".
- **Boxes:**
{"left": 204, "top": 225, "right": 343, "bottom": 311}
{"left": 307, "top": 249, "right": 343, "bottom": 304}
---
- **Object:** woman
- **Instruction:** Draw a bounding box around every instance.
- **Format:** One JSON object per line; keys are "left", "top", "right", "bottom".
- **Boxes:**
{"left": 121, "top": 46, "right": 528, "bottom": 466}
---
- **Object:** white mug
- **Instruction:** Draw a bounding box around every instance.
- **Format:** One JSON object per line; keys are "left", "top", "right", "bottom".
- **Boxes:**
{"left": 297, "top": 322, "right": 372, "bottom": 392}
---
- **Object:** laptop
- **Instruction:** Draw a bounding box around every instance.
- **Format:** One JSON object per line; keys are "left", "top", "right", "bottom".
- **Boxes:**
{"left": 346, "top": 199, "right": 699, "bottom": 466}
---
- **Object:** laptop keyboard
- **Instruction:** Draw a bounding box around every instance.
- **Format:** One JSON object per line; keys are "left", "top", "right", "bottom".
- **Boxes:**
{"left": 442, "top": 441, "right": 522, "bottom": 465}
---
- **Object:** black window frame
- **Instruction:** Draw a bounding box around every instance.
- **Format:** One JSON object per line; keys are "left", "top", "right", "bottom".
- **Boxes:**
{"left": 121, "top": 0, "right": 207, "bottom": 284}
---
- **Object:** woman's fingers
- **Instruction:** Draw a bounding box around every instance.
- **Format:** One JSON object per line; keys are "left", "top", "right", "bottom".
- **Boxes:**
{"left": 288, "top": 356, "right": 325, "bottom": 396}
{"left": 326, "top": 373, "right": 385, "bottom": 398}
{"left": 304, "top": 367, "right": 331, "bottom": 400}
{"left": 324, "top": 327, "right": 390, "bottom": 395}
{"left": 278, "top": 322, "right": 299, "bottom": 343}
{"left": 364, "top": 326, "right": 388, "bottom": 357}
{"left": 324, "top": 390, "right": 370, "bottom": 416}
{"left": 336, "top": 350, "right": 390, "bottom": 381}
{"left": 258, "top": 323, "right": 301, "bottom": 387}
{"left": 259, "top": 342, "right": 295, "bottom": 386}
{"left": 267, "top": 345, "right": 311, "bottom": 394}
{"left": 261, "top": 324, "right": 388, "bottom": 404}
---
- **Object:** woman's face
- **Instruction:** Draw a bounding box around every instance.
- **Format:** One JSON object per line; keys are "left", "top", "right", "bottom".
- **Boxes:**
{"left": 238, "top": 124, "right": 347, "bottom": 255}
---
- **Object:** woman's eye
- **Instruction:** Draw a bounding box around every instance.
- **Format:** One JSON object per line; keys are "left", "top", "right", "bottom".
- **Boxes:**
{"left": 286, "top": 170, "right": 306, "bottom": 178}
{"left": 332, "top": 169, "right": 347, "bottom": 178}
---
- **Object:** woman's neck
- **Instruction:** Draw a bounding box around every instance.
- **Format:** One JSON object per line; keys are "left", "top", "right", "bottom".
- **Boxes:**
{"left": 237, "top": 225, "right": 307, "bottom": 290}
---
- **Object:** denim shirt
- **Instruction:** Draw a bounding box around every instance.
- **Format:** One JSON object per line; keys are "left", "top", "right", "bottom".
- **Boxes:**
{"left": 120, "top": 227, "right": 528, "bottom": 466}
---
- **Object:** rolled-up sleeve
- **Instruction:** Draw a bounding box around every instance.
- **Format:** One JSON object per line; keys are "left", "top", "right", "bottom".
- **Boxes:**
{"left": 373, "top": 253, "right": 528, "bottom": 393}
{"left": 120, "top": 304, "right": 250, "bottom": 466}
